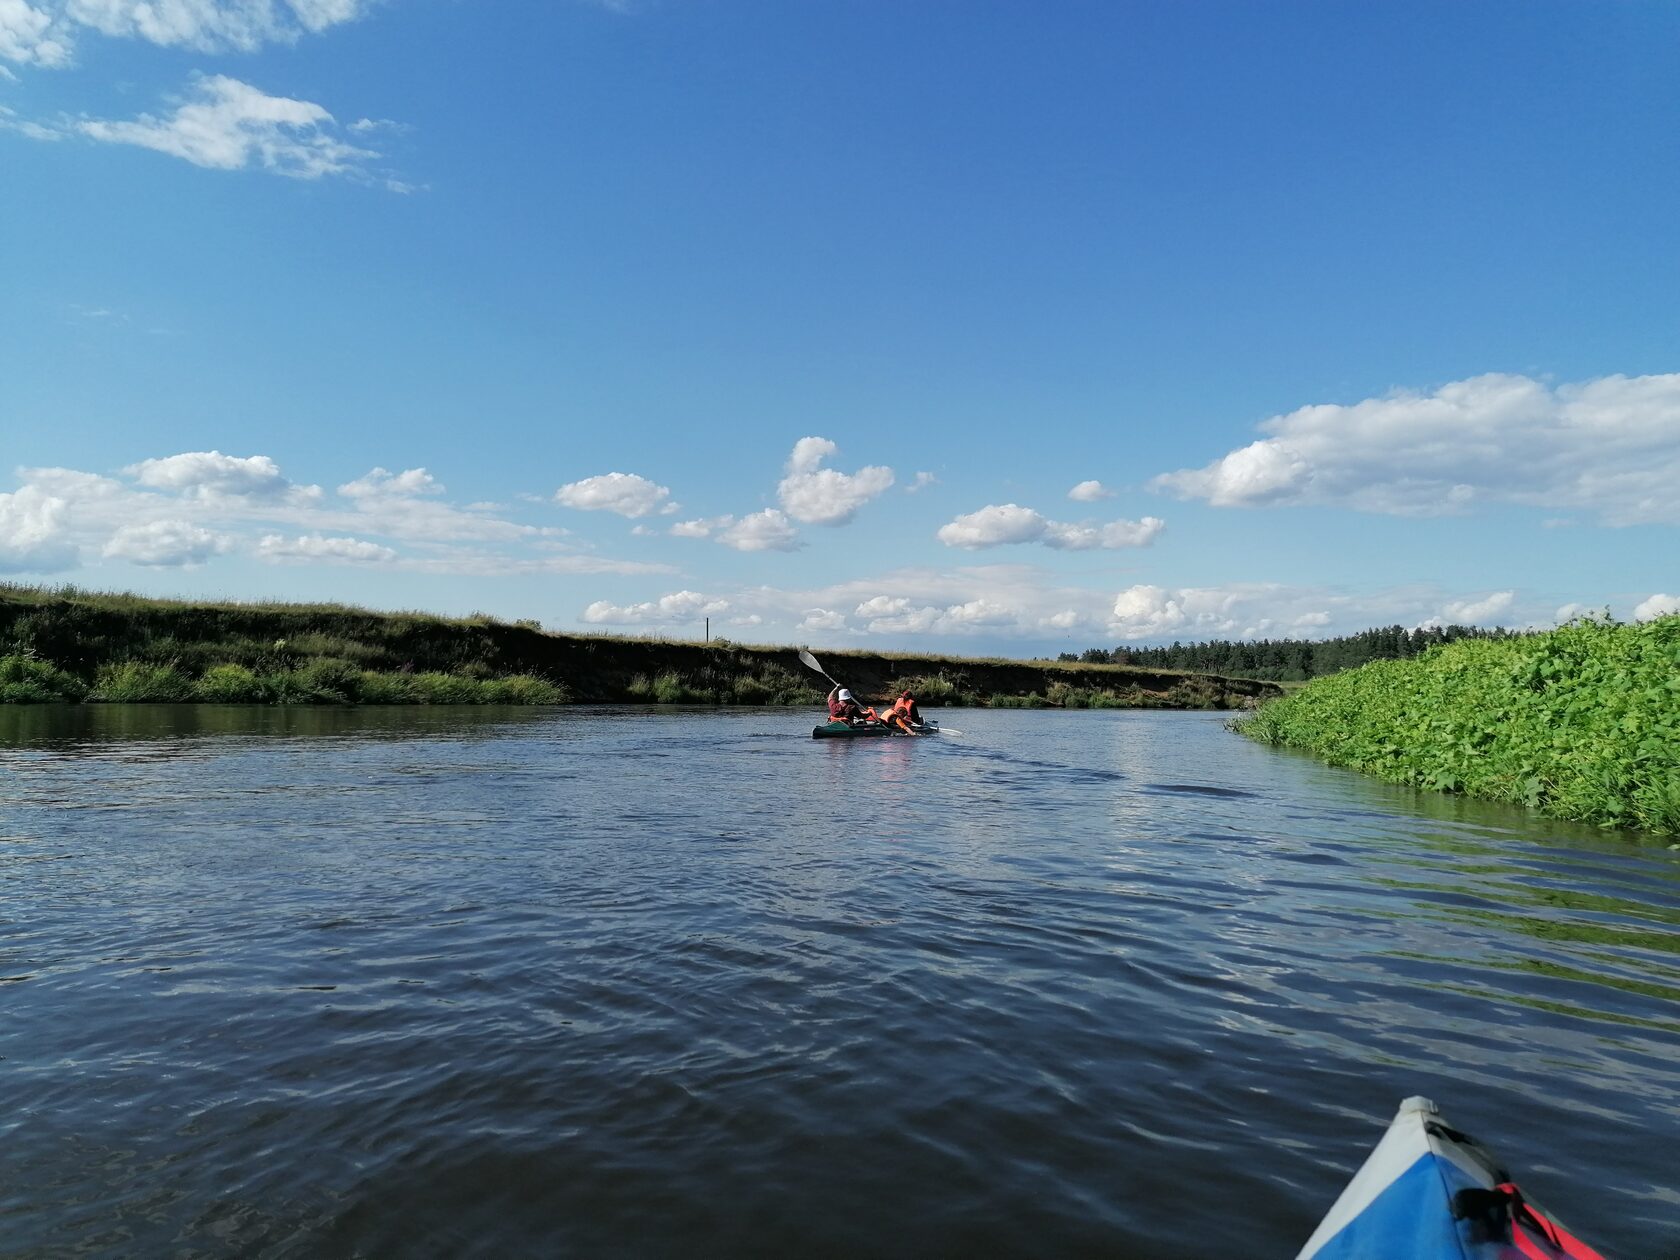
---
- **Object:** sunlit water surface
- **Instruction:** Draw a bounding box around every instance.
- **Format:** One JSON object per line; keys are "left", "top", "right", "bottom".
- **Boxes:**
{"left": 2, "top": 705, "right": 1676, "bottom": 1258}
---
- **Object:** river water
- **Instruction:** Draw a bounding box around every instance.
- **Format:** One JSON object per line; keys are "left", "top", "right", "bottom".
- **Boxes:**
{"left": 1, "top": 705, "right": 1675, "bottom": 1258}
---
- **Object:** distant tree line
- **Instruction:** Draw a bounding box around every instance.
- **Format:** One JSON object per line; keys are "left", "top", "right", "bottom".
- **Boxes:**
{"left": 1057, "top": 624, "right": 1519, "bottom": 681}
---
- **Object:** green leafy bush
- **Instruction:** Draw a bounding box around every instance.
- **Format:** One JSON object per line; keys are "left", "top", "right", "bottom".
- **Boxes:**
{"left": 1237, "top": 615, "right": 1680, "bottom": 837}
{"left": 481, "top": 674, "right": 568, "bottom": 704}
{"left": 412, "top": 672, "right": 482, "bottom": 704}
{"left": 193, "top": 663, "right": 266, "bottom": 703}
{"left": 729, "top": 674, "right": 772, "bottom": 704}
{"left": 894, "top": 672, "right": 966, "bottom": 704}
{"left": 0, "top": 654, "right": 88, "bottom": 702}
{"left": 298, "top": 657, "right": 362, "bottom": 703}
{"left": 356, "top": 672, "right": 419, "bottom": 704}
{"left": 91, "top": 661, "right": 192, "bottom": 702}
{"left": 989, "top": 692, "right": 1049, "bottom": 708}
{"left": 652, "top": 671, "right": 696, "bottom": 704}
{"left": 261, "top": 670, "right": 317, "bottom": 704}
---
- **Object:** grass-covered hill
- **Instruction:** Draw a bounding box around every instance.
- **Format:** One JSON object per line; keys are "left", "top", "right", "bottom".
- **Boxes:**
{"left": 0, "top": 584, "right": 1279, "bottom": 709}
{"left": 1236, "top": 615, "right": 1680, "bottom": 838}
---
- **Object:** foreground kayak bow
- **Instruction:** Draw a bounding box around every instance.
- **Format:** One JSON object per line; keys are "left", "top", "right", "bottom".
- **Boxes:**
{"left": 1297, "top": 1097, "right": 1605, "bottom": 1260}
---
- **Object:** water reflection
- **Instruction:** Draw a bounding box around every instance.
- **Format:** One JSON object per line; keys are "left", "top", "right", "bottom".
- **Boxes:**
{"left": 0, "top": 702, "right": 561, "bottom": 747}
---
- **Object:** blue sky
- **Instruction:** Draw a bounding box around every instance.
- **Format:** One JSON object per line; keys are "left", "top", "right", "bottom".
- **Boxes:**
{"left": 3, "top": 0, "right": 1677, "bottom": 653}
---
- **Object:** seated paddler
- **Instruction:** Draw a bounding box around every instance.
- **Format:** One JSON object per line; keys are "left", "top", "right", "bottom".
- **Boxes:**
{"left": 884, "top": 689, "right": 921, "bottom": 733}
{"left": 826, "top": 686, "right": 867, "bottom": 725}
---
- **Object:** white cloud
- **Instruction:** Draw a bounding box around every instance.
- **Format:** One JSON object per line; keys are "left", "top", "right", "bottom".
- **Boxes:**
{"left": 578, "top": 567, "right": 1572, "bottom": 649}
{"left": 1109, "top": 583, "right": 1534, "bottom": 643}
{"left": 1437, "top": 590, "right": 1515, "bottom": 625}
{"left": 669, "top": 516, "right": 726, "bottom": 539}
{"left": 0, "top": 456, "right": 670, "bottom": 581}
{"left": 776, "top": 436, "right": 894, "bottom": 525}
{"left": 1108, "top": 583, "right": 1343, "bottom": 642}
{"left": 1633, "top": 593, "right": 1680, "bottom": 621}
{"left": 1554, "top": 602, "right": 1592, "bottom": 623}
{"left": 579, "top": 589, "right": 728, "bottom": 625}
{"left": 340, "top": 467, "right": 441, "bottom": 500}
{"left": 75, "top": 75, "right": 384, "bottom": 181}
{"left": 942, "top": 598, "right": 1016, "bottom": 627}
{"left": 398, "top": 550, "right": 671, "bottom": 578}
{"left": 1067, "top": 479, "right": 1114, "bottom": 502}
{"left": 845, "top": 592, "right": 1042, "bottom": 633}
{"left": 18, "top": 0, "right": 369, "bottom": 57}
{"left": 583, "top": 566, "right": 1118, "bottom": 644}
{"left": 556, "top": 471, "right": 676, "bottom": 519}
{"left": 906, "top": 471, "right": 938, "bottom": 493}
{"left": 798, "top": 609, "right": 847, "bottom": 633}
{"left": 102, "top": 519, "right": 227, "bottom": 566}
{"left": 718, "top": 509, "right": 799, "bottom": 552}
{"left": 255, "top": 533, "right": 396, "bottom": 564}
{"left": 127, "top": 449, "right": 302, "bottom": 498}
{"left": 855, "top": 595, "right": 910, "bottom": 619}
{"left": 0, "top": 0, "right": 69, "bottom": 65}
{"left": 314, "top": 467, "right": 560, "bottom": 546}
{"left": 856, "top": 603, "right": 941, "bottom": 635}
{"left": 1111, "top": 585, "right": 1199, "bottom": 640}
{"left": 0, "top": 102, "right": 64, "bottom": 140}
{"left": 1154, "top": 371, "right": 1680, "bottom": 525}
{"left": 937, "top": 502, "right": 1164, "bottom": 551}
{"left": 936, "top": 503, "right": 1043, "bottom": 548}
{"left": 0, "top": 483, "right": 78, "bottom": 571}
{"left": 1042, "top": 518, "right": 1166, "bottom": 550}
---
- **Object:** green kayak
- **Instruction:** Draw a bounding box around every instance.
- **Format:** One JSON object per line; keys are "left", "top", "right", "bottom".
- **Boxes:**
{"left": 812, "top": 720, "right": 939, "bottom": 739}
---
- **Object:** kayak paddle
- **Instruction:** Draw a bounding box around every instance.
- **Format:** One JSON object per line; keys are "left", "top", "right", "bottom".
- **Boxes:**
{"left": 797, "top": 648, "right": 840, "bottom": 688}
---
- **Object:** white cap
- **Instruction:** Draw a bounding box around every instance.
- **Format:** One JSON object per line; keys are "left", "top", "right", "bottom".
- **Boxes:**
{"left": 838, "top": 689, "right": 853, "bottom": 700}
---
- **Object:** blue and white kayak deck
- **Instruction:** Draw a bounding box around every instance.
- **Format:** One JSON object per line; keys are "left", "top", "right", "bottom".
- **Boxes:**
{"left": 1298, "top": 1096, "right": 1604, "bottom": 1260}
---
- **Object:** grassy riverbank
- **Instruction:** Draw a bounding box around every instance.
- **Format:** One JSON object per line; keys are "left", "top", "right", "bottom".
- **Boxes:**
{"left": 1236, "top": 616, "right": 1680, "bottom": 837}
{"left": 0, "top": 584, "right": 1278, "bottom": 709}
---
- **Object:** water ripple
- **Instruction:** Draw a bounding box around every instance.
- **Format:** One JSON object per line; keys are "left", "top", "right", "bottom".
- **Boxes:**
{"left": 1, "top": 705, "right": 1676, "bottom": 1257}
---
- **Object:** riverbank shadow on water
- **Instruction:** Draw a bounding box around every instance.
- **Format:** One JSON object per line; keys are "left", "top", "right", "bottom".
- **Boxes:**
{"left": 1, "top": 706, "right": 1676, "bottom": 1257}
{"left": 0, "top": 701, "right": 572, "bottom": 747}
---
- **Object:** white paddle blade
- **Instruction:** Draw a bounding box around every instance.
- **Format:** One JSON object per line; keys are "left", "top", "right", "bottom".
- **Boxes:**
{"left": 797, "top": 648, "right": 838, "bottom": 687}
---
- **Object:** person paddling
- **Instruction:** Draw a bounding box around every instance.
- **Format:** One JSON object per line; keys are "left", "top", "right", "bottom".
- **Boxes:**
{"left": 884, "top": 689, "right": 922, "bottom": 734}
{"left": 827, "top": 686, "right": 869, "bottom": 725}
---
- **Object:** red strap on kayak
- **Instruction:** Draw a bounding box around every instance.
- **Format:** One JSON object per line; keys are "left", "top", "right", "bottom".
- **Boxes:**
{"left": 1493, "top": 1183, "right": 1606, "bottom": 1260}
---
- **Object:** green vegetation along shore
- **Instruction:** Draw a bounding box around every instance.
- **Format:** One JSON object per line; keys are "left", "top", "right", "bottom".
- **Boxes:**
{"left": 0, "top": 584, "right": 1279, "bottom": 710}
{"left": 1062, "top": 623, "right": 1516, "bottom": 681}
{"left": 1236, "top": 615, "right": 1680, "bottom": 838}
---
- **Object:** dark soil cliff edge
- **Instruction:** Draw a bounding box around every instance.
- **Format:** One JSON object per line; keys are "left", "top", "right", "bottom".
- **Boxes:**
{"left": 0, "top": 588, "right": 1280, "bottom": 709}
